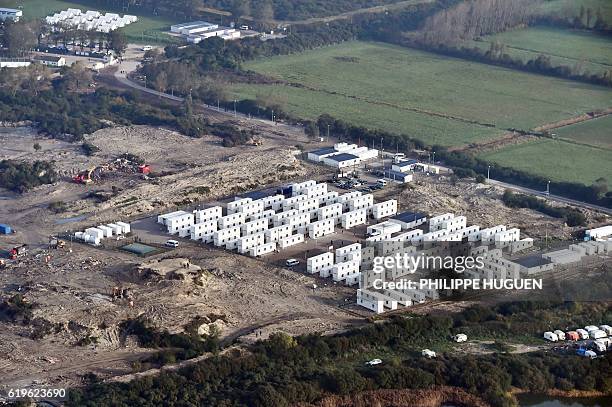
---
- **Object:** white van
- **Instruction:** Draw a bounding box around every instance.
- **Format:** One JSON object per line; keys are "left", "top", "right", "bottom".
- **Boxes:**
{"left": 142, "top": 45, "right": 153, "bottom": 51}
{"left": 165, "top": 239, "right": 179, "bottom": 248}
{"left": 376, "top": 179, "right": 387, "bottom": 186}
{"left": 543, "top": 331, "right": 559, "bottom": 342}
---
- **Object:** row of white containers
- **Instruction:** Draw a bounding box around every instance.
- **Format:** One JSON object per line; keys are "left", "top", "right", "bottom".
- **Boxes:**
{"left": 75, "top": 221, "right": 131, "bottom": 245}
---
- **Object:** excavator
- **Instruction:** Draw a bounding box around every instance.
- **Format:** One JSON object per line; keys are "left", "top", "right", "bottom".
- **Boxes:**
{"left": 73, "top": 167, "right": 96, "bottom": 185}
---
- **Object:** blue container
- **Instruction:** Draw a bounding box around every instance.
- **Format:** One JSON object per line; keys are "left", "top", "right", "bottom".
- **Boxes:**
{"left": 0, "top": 224, "right": 12, "bottom": 234}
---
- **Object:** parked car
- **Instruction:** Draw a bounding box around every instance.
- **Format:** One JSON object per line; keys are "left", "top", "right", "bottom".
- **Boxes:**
{"left": 544, "top": 331, "right": 559, "bottom": 342}
{"left": 576, "top": 348, "right": 597, "bottom": 359}
{"left": 165, "top": 239, "right": 179, "bottom": 248}
{"left": 365, "top": 358, "right": 382, "bottom": 366}
{"left": 453, "top": 334, "right": 468, "bottom": 343}
{"left": 285, "top": 258, "right": 300, "bottom": 267}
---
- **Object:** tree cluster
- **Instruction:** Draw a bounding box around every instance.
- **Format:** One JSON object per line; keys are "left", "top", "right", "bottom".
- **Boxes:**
{"left": 502, "top": 191, "right": 587, "bottom": 227}
{"left": 0, "top": 160, "right": 57, "bottom": 193}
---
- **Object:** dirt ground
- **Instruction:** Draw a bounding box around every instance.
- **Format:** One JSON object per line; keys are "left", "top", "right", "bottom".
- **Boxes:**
{"left": 1, "top": 119, "right": 609, "bottom": 391}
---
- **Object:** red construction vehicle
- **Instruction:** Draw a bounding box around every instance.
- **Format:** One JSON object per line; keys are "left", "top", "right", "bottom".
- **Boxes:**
{"left": 9, "top": 245, "right": 27, "bottom": 260}
{"left": 138, "top": 164, "right": 151, "bottom": 175}
{"left": 73, "top": 167, "right": 95, "bottom": 184}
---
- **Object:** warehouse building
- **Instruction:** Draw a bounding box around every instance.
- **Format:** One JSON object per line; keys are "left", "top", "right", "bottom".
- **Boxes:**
{"left": 392, "top": 159, "right": 418, "bottom": 173}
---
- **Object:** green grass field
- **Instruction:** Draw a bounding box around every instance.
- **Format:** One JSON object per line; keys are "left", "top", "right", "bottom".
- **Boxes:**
{"left": 554, "top": 115, "right": 612, "bottom": 149}
{"left": 0, "top": 0, "right": 179, "bottom": 43}
{"left": 480, "top": 139, "right": 612, "bottom": 185}
{"left": 537, "top": 0, "right": 612, "bottom": 25}
{"left": 235, "top": 41, "right": 612, "bottom": 147}
{"left": 469, "top": 27, "right": 612, "bottom": 76}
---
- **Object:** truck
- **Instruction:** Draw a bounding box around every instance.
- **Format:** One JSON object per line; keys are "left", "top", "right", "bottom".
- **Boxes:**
{"left": 9, "top": 244, "right": 27, "bottom": 260}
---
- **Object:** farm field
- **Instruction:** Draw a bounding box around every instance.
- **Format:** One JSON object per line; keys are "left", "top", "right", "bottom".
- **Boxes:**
{"left": 554, "top": 115, "right": 612, "bottom": 149}
{"left": 0, "top": 0, "right": 178, "bottom": 43}
{"left": 236, "top": 41, "right": 612, "bottom": 147}
{"left": 469, "top": 27, "right": 612, "bottom": 76}
{"left": 537, "top": 0, "right": 612, "bottom": 25}
{"left": 480, "top": 139, "right": 612, "bottom": 185}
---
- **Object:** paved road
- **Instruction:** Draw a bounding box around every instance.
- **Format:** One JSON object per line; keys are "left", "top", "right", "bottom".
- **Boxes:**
{"left": 487, "top": 179, "right": 612, "bottom": 215}
{"left": 113, "top": 60, "right": 612, "bottom": 216}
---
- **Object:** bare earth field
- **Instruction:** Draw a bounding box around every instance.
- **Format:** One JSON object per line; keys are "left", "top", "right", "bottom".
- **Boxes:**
{"left": 1, "top": 121, "right": 610, "bottom": 390}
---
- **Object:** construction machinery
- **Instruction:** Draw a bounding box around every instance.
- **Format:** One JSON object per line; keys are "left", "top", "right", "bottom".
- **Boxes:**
{"left": 138, "top": 164, "right": 151, "bottom": 174}
{"left": 9, "top": 244, "right": 27, "bottom": 260}
{"left": 73, "top": 167, "right": 96, "bottom": 184}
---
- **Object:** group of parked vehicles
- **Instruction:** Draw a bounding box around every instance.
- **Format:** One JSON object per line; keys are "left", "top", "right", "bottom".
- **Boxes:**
{"left": 544, "top": 324, "right": 612, "bottom": 358}
{"left": 330, "top": 176, "right": 386, "bottom": 192}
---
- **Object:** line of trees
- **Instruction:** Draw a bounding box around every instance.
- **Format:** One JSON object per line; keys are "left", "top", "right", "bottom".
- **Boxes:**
{"left": 502, "top": 191, "right": 587, "bottom": 227}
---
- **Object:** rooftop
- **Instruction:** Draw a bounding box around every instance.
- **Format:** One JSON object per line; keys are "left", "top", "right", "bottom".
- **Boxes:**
{"left": 514, "top": 255, "right": 552, "bottom": 268}
{"left": 393, "top": 211, "right": 427, "bottom": 223}
{"left": 395, "top": 159, "right": 418, "bottom": 167}
{"left": 328, "top": 153, "right": 360, "bottom": 162}
{"left": 309, "top": 147, "right": 336, "bottom": 156}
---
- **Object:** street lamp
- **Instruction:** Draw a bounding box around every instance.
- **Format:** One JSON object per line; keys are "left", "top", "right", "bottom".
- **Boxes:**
{"left": 546, "top": 180, "right": 551, "bottom": 196}
{"left": 327, "top": 124, "right": 330, "bottom": 140}
{"left": 233, "top": 99, "right": 237, "bottom": 117}
{"left": 487, "top": 165, "right": 491, "bottom": 180}
{"left": 143, "top": 74, "right": 147, "bottom": 89}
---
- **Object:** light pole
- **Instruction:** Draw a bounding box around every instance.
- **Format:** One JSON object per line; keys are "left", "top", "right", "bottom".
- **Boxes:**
{"left": 432, "top": 151, "right": 436, "bottom": 164}
{"left": 233, "top": 99, "right": 237, "bottom": 117}
{"left": 487, "top": 165, "right": 491, "bottom": 180}
{"left": 546, "top": 180, "right": 550, "bottom": 196}
{"left": 327, "top": 124, "right": 330, "bottom": 140}
{"left": 271, "top": 110, "right": 275, "bottom": 123}
{"left": 143, "top": 74, "right": 147, "bottom": 89}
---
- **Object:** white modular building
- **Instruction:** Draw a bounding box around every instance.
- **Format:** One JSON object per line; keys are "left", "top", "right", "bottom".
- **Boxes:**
{"left": 248, "top": 209, "right": 276, "bottom": 222}
{"left": 308, "top": 218, "right": 335, "bottom": 239}
{"left": 368, "top": 221, "right": 402, "bottom": 237}
{"left": 585, "top": 225, "right": 612, "bottom": 241}
{"left": 291, "top": 180, "right": 317, "bottom": 195}
{"left": 440, "top": 216, "right": 467, "bottom": 233}
{"left": 218, "top": 212, "right": 246, "bottom": 229}
{"left": 106, "top": 223, "right": 123, "bottom": 235}
{"left": 322, "top": 153, "right": 361, "bottom": 170}
{"left": 372, "top": 200, "right": 398, "bottom": 220}
{"left": 195, "top": 206, "right": 223, "bottom": 224}
{"left": 158, "top": 210, "right": 189, "bottom": 225}
{"left": 429, "top": 213, "right": 454, "bottom": 231}
{"left": 116, "top": 221, "right": 131, "bottom": 234}
{"left": 494, "top": 228, "right": 520, "bottom": 248}
{"left": 392, "top": 159, "right": 418, "bottom": 173}
{"left": 97, "top": 225, "right": 113, "bottom": 238}
{"left": 307, "top": 147, "right": 338, "bottom": 162}
{"left": 282, "top": 212, "right": 311, "bottom": 232}
{"left": 336, "top": 243, "right": 361, "bottom": 263}
{"left": 166, "top": 212, "right": 195, "bottom": 237}
{"left": 306, "top": 252, "right": 334, "bottom": 274}
{"left": 337, "top": 191, "right": 362, "bottom": 208}
{"left": 262, "top": 195, "right": 285, "bottom": 211}
{"left": 227, "top": 197, "right": 252, "bottom": 214}
{"left": 347, "top": 194, "right": 373, "bottom": 212}
{"left": 239, "top": 201, "right": 265, "bottom": 217}
{"left": 265, "top": 224, "right": 293, "bottom": 243}
{"left": 296, "top": 197, "right": 320, "bottom": 214}
{"left": 282, "top": 195, "right": 309, "bottom": 211}
{"left": 213, "top": 226, "right": 241, "bottom": 248}
{"left": 190, "top": 220, "right": 218, "bottom": 243}
{"left": 272, "top": 210, "right": 298, "bottom": 227}
{"left": 278, "top": 233, "right": 305, "bottom": 249}
{"left": 317, "top": 203, "right": 343, "bottom": 222}
{"left": 318, "top": 191, "right": 339, "bottom": 206}
{"left": 85, "top": 227, "right": 105, "bottom": 240}
{"left": 250, "top": 242, "right": 276, "bottom": 257}
{"left": 389, "top": 212, "right": 427, "bottom": 230}
{"left": 237, "top": 232, "right": 265, "bottom": 254}
{"left": 301, "top": 183, "right": 328, "bottom": 198}
{"left": 241, "top": 218, "right": 269, "bottom": 236}
{"left": 341, "top": 209, "right": 368, "bottom": 229}
{"left": 481, "top": 225, "right": 507, "bottom": 244}
{"left": 332, "top": 260, "right": 360, "bottom": 284}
